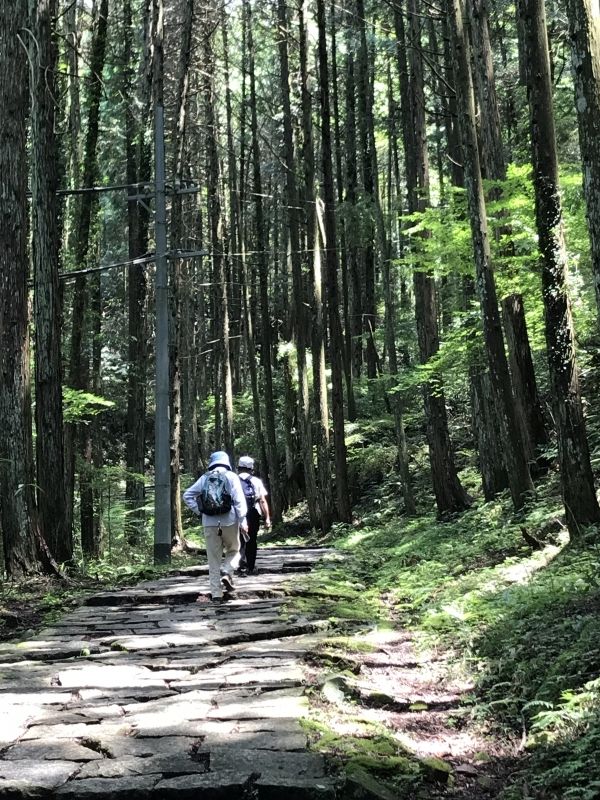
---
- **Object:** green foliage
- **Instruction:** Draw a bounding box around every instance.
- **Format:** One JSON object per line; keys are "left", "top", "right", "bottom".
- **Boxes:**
{"left": 309, "top": 463, "right": 600, "bottom": 799}
{"left": 63, "top": 388, "right": 115, "bottom": 423}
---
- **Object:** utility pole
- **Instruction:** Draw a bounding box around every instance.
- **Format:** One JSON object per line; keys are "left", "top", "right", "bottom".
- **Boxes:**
{"left": 153, "top": 101, "right": 171, "bottom": 564}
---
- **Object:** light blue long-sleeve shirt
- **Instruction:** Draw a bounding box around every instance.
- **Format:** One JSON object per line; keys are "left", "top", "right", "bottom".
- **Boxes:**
{"left": 182, "top": 466, "right": 247, "bottom": 528}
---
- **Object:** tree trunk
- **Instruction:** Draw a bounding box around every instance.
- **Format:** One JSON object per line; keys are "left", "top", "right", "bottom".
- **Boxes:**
{"left": 0, "top": 0, "right": 44, "bottom": 577}
{"left": 450, "top": 0, "right": 534, "bottom": 510}
{"left": 203, "top": 15, "right": 234, "bottom": 458}
{"left": 331, "top": 0, "right": 357, "bottom": 422}
{"left": 237, "top": 0, "right": 266, "bottom": 485}
{"left": 247, "top": 2, "right": 282, "bottom": 523}
{"left": 124, "top": 0, "right": 149, "bottom": 545}
{"left": 469, "top": 0, "right": 506, "bottom": 181}
{"left": 355, "top": 0, "right": 378, "bottom": 379}
{"left": 68, "top": 0, "right": 109, "bottom": 558}
{"left": 344, "top": 51, "right": 363, "bottom": 380}
{"left": 299, "top": 0, "right": 333, "bottom": 532}
{"left": 30, "top": 0, "right": 69, "bottom": 562}
{"left": 470, "top": 366, "right": 509, "bottom": 500}
{"left": 397, "top": 0, "right": 472, "bottom": 516}
{"left": 316, "top": 0, "right": 352, "bottom": 523}
{"left": 277, "top": 0, "right": 320, "bottom": 528}
{"left": 169, "top": 0, "right": 194, "bottom": 549}
{"left": 521, "top": 0, "right": 600, "bottom": 534}
{"left": 501, "top": 293, "right": 549, "bottom": 462}
{"left": 565, "top": 0, "right": 600, "bottom": 323}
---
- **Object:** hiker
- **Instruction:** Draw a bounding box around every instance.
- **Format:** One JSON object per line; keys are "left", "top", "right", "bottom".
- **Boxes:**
{"left": 236, "top": 455, "right": 271, "bottom": 576}
{"left": 182, "top": 451, "right": 248, "bottom": 603}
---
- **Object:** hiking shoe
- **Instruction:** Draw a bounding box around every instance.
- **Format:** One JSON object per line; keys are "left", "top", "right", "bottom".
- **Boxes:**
{"left": 211, "top": 596, "right": 224, "bottom": 604}
{"left": 221, "top": 573, "right": 235, "bottom": 593}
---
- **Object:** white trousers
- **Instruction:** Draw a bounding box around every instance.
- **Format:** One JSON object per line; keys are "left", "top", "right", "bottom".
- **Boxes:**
{"left": 203, "top": 523, "right": 241, "bottom": 599}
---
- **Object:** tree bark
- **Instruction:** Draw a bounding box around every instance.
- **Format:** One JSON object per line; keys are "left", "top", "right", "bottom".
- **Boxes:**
{"left": 331, "top": 0, "right": 357, "bottom": 422}
{"left": 169, "top": 0, "right": 194, "bottom": 549}
{"left": 501, "top": 293, "right": 549, "bottom": 462}
{"left": 68, "top": 0, "right": 109, "bottom": 558}
{"left": 0, "top": 0, "right": 43, "bottom": 577}
{"left": 521, "top": 0, "right": 600, "bottom": 534}
{"left": 299, "top": 0, "right": 334, "bottom": 532}
{"left": 124, "top": 0, "right": 149, "bottom": 545}
{"left": 316, "top": 0, "right": 352, "bottom": 522}
{"left": 565, "top": 0, "right": 600, "bottom": 323}
{"left": 450, "top": 0, "right": 534, "bottom": 510}
{"left": 247, "top": 2, "right": 283, "bottom": 523}
{"left": 277, "top": 0, "right": 320, "bottom": 529}
{"left": 396, "top": 0, "right": 472, "bottom": 516}
{"left": 344, "top": 50, "right": 363, "bottom": 379}
{"left": 203, "top": 13, "right": 234, "bottom": 458}
{"left": 355, "top": 0, "right": 378, "bottom": 379}
{"left": 30, "top": 0, "right": 69, "bottom": 562}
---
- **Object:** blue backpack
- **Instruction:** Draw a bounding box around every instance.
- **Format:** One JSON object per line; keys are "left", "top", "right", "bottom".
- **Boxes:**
{"left": 241, "top": 476, "right": 257, "bottom": 506}
{"left": 198, "top": 470, "right": 233, "bottom": 516}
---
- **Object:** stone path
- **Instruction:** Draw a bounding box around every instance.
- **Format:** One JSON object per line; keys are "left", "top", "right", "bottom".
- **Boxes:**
{"left": 0, "top": 547, "right": 338, "bottom": 799}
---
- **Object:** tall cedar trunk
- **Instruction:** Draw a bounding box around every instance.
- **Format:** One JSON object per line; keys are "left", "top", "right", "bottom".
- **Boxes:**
{"left": 331, "top": 0, "right": 357, "bottom": 422}
{"left": 299, "top": 0, "right": 333, "bottom": 532}
{"left": 316, "top": 0, "right": 352, "bottom": 522}
{"left": 30, "top": 0, "right": 69, "bottom": 561}
{"left": 345, "top": 51, "right": 363, "bottom": 378}
{"left": 169, "top": 0, "right": 194, "bottom": 548}
{"left": 277, "top": 0, "right": 320, "bottom": 528}
{"left": 62, "top": 0, "right": 80, "bottom": 545}
{"left": 238, "top": 0, "right": 266, "bottom": 486}
{"left": 0, "top": 0, "right": 43, "bottom": 577}
{"left": 355, "top": 0, "right": 378, "bottom": 378}
{"left": 397, "top": 0, "right": 472, "bottom": 515}
{"left": 247, "top": 4, "right": 282, "bottom": 522}
{"left": 438, "top": 0, "right": 508, "bottom": 495}
{"left": 521, "top": 0, "right": 600, "bottom": 534}
{"left": 450, "top": 0, "right": 534, "bottom": 510}
{"left": 68, "top": 0, "right": 109, "bottom": 557}
{"left": 124, "top": 0, "right": 149, "bottom": 545}
{"left": 565, "top": 0, "right": 600, "bottom": 322}
{"left": 501, "top": 293, "right": 549, "bottom": 457}
{"left": 384, "top": 57, "right": 416, "bottom": 515}
{"left": 469, "top": 0, "right": 505, "bottom": 181}
{"left": 203, "top": 19, "right": 234, "bottom": 457}
{"left": 469, "top": 0, "right": 547, "bottom": 466}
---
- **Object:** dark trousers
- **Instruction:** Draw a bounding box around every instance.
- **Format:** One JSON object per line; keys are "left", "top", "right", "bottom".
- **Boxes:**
{"left": 240, "top": 508, "right": 261, "bottom": 571}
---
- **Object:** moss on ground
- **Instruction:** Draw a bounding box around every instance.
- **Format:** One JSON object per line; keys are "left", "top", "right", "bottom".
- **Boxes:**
{"left": 298, "top": 474, "right": 600, "bottom": 799}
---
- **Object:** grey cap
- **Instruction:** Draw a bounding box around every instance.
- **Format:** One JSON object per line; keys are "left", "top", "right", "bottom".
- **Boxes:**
{"left": 208, "top": 451, "right": 232, "bottom": 470}
{"left": 238, "top": 455, "right": 255, "bottom": 470}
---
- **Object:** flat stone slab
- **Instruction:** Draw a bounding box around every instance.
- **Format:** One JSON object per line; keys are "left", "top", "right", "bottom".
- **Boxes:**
{"left": 0, "top": 547, "right": 341, "bottom": 799}
{"left": 54, "top": 775, "right": 161, "bottom": 798}
{"left": 0, "top": 760, "right": 78, "bottom": 793}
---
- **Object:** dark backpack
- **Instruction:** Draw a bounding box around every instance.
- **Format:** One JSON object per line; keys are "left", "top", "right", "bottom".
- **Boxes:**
{"left": 198, "top": 470, "right": 233, "bottom": 516}
{"left": 241, "top": 476, "right": 257, "bottom": 506}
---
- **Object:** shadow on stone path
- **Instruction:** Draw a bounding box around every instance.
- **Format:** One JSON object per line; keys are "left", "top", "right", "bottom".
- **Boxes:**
{"left": 0, "top": 547, "right": 338, "bottom": 799}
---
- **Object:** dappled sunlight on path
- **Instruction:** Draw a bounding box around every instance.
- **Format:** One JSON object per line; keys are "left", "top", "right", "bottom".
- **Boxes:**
{"left": 0, "top": 547, "right": 337, "bottom": 799}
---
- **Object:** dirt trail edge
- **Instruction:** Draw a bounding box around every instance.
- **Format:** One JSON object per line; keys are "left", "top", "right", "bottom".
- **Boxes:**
{"left": 0, "top": 547, "right": 338, "bottom": 799}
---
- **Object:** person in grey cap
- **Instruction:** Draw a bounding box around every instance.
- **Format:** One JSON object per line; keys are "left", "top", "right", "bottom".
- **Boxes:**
{"left": 182, "top": 451, "right": 248, "bottom": 603}
{"left": 236, "top": 455, "right": 270, "bottom": 576}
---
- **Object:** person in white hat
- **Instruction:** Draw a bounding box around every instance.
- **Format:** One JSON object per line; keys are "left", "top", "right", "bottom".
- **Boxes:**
{"left": 182, "top": 451, "right": 248, "bottom": 603}
{"left": 236, "top": 456, "right": 270, "bottom": 575}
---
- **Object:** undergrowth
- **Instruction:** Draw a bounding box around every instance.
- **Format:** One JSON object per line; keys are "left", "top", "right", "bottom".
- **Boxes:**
{"left": 301, "top": 471, "right": 600, "bottom": 799}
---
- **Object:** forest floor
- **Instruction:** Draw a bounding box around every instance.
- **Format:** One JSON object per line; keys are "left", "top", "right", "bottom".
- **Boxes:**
{"left": 1, "top": 493, "right": 599, "bottom": 799}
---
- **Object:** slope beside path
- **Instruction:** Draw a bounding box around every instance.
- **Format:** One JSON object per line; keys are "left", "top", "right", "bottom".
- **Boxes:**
{"left": 0, "top": 547, "right": 337, "bottom": 799}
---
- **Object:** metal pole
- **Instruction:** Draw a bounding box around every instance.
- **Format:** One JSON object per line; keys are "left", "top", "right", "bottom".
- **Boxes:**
{"left": 153, "top": 102, "right": 171, "bottom": 564}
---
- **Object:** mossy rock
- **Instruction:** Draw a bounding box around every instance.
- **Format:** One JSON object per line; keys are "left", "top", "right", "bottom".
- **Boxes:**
{"left": 420, "top": 756, "right": 453, "bottom": 783}
{"left": 343, "top": 767, "right": 399, "bottom": 800}
{"left": 363, "top": 691, "right": 395, "bottom": 708}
